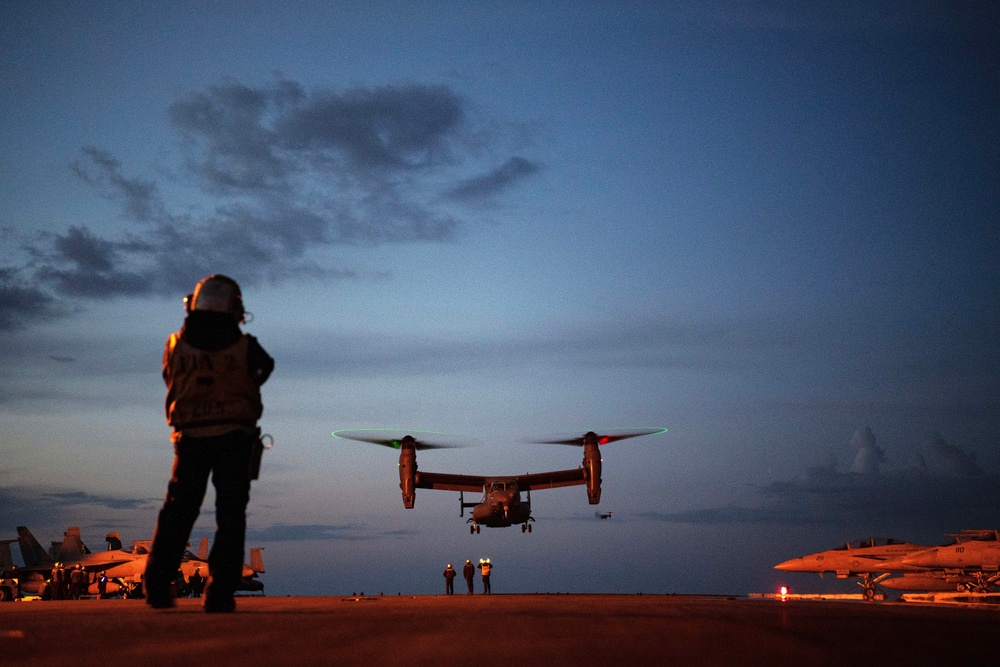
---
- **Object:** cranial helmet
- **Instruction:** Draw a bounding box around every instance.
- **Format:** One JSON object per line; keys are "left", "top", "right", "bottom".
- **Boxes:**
{"left": 186, "top": 274, "right": 245, "bottom": 321}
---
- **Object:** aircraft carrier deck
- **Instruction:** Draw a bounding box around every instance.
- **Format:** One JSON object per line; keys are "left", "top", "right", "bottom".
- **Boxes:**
{"left": 1, "top": 594, "right": 996, "bottom": 666}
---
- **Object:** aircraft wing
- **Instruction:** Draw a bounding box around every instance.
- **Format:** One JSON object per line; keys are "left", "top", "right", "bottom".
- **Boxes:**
{"left": 415, "top": 471, "right": 486, "bottom": 493}
{"left": 515, "top": 468, "right": 586, "bottom": 490}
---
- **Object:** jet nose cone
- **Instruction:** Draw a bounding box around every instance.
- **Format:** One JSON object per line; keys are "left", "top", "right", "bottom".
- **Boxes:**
{"left": 774, "top": 558, "right": 802, "bottom": 572}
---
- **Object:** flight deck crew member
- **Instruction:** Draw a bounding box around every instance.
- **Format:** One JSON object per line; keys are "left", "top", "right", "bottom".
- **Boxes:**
{"left": 144, "top": 275, "right": 274, "bottom": 613}
{"left": 463, "top": 559, "right": 475, "bottom": 594}
{"left": 478, "top": 558, "right": 492, "bottom": 594}
{"left": 443, "top": 563, "right": 457, "bottom": 594}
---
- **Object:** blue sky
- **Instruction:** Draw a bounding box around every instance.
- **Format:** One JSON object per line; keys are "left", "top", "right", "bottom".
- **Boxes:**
{"left": 2, "top": 1, "right": 998, "bottom": 596}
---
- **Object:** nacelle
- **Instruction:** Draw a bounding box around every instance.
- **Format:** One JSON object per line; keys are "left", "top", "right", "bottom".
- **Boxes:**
{"left": 398, "top": 445, "right": 416, "bottom": 508}
{"left": 583, "top": 442, "right": 602, "bottom": 504}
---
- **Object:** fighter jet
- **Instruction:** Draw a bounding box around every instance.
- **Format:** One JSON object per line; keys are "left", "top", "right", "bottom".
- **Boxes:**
{"left": 14, "top": 527, "right": 265, "bottom": 598}
{"left": 894, "top": 529, "right": 1000, "bottom": 593}
{"left": 774, "top": 537, "right": 930, "bottom": 600}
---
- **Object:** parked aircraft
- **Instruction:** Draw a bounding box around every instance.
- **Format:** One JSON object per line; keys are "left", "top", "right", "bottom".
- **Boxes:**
{"left": 774, "top": 537, "right": 931, "bottom": 600}
{"left": 895, "top": 529, "right": 1000, "bottom": 593}
{"left": 0, "top": 539, "right": 18, "bottom": 601}
{"left": 14, "top": 526, "right": 264, "bottom": 598}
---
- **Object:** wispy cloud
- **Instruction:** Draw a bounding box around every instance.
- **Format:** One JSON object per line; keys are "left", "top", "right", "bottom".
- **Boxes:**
{"left": 0, "top": 78, "right": 539, "bottom": 330}
{"left": 0, "top": 484, "right": 158, "bottom": 534}
{"left": 442, "top": 156, "right": 541, "bottom": 202}
{"left": 247, "top": 522, "right": 419, "bottom": 542}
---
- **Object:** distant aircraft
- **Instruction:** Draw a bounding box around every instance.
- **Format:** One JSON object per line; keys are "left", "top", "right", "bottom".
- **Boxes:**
{"left": 774, "top": 537, "right": 931, "bottom": 600}
{"left": 14, "top": 526, "right": 265, "bottom": 598}
{"left": 334, "top": 428, "right": 666, "bottom": 533}
{"left": 894, "top": 529, "right": 1000, "bottom": 593}
{"left": 1, "top": 539, "right": 18, "bottom": 601}
{"left": 16, "top": 526, "right": 137, "bottom": 596}
{"left": 596, "top": 512, "right": 613, "bottom": 520}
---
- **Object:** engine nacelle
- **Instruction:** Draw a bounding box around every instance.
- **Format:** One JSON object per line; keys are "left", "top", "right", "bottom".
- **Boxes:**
{"left": 398, "top": 444, "right": 417, "bottom": 508}
{"left": 583, "top": 442, "right": 602, "bottom": 504}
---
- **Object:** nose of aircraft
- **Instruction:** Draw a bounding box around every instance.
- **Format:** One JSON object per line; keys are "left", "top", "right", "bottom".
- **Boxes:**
{"left": 773, "top": 558, "right": 805, "bottom": 572}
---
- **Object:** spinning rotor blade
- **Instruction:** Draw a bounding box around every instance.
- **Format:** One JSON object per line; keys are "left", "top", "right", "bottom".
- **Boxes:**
{"left": 533, "top": 427, "right": 667, "bottom": 446}
{"left": 332, "top": 429, "right": 463, "bottom": 450}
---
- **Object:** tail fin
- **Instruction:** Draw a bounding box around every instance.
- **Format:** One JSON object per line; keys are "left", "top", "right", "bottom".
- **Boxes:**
{"left": 197, "top": 537, "right": 209, "bottom": 561}
{"left": 0, "top": 540, "right": 16, "bottom": 570}
{"left": 17, "top": 526, "right": 53, "bottom": 568}
{"left": 56, "top": 527, "right": 89, "bottom": 561}
{"left": 249, "top": 547, "right": 265, "bottom": 574}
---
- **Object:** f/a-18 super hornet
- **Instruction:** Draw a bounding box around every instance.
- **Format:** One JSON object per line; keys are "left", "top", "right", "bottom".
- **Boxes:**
{"left": 12, "top": 526, "right": 265, "bottom": 598}
{"left": 334, "top": 428, "right": 666, "bottom": 533}
{"left": 887, "top": 529, "right": 1000, "bottom": 593}
{"left": 774, "top": 537, "right": 931, "bottom": 600}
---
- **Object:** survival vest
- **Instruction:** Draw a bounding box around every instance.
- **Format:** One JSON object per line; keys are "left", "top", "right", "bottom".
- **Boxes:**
{"left": 164, "top": 333, "right": 262, "bottom": 431}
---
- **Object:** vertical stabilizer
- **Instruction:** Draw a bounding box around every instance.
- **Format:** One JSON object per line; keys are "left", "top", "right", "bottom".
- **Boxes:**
{"left": 56, "top": 527, "right": 89, "bottom": 560}
{"left": 0, "top": 540, "right": 16, "bottom": 570}
{"left": 197, "top": 537, "right": 209, "bottom": 561}
{"left": 249, "top": 547, "right": 265, "bottom": 574}
{"left": 16, "top": 527, "right": 53, "bottom": 567}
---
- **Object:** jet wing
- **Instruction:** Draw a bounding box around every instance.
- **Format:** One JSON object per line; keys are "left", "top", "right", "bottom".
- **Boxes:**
{"left": 516, "top": 468, "right": 586, "bottom": 490}
{"left": 415, "top": 471, "right": 486, "bottom": 493}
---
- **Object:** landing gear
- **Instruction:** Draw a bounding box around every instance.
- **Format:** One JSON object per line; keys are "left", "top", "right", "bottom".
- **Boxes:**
{"left": 858, "top": 573, "right": 888, "bottom": 601}
{"left": 521, "top": 524, "right": 532, "bottom": 533}
{"left": 469, "top": 524, "right": 480, "bottom": 534}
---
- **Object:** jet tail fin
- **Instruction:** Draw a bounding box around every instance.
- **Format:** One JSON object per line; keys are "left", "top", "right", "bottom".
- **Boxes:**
{"left": 17, "top": 526, "right": 53, "bottom": 568}
{"left": 56, "top": 527, "right": 89, "bottom": 561}
{"left": 249, "top": 547, "right": 265, "bottom": 574}
{"left": 0, "top": 539, "right": 16, "bottom": 571}
{"left": 197, "top": 537, "right": 209, "bottom": 561}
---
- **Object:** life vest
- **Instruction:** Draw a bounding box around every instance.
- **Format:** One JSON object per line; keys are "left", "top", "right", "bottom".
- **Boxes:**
{"left": 164, "top": 333, "right": 262, "bottom": 431}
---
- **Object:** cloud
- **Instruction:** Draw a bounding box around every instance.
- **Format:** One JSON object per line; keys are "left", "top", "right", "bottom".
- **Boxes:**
{"left": 246, "top": 522, "right": 419, "bottom": 542}
{"left": 40, "top": 490, "right": 156, "bottom": 512}
{"left": 0, "top": 484, "right": 158, "bottom": 535}
{"left": 443, "top": 156, "right": 541, "bottom": 202}
{"left": 648, "top": 430, "right": 1000, "bottom": 531}
{"left": 848, "top": 427, "right": 885, "bottom": 474}
{"left": 0, "top": 78, "right": 539, "bottom": 330}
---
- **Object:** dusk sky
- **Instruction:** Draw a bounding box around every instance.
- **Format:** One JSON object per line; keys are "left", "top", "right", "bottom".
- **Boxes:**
{"left": 2, "top": 2, "right": 998, "bottom": 596}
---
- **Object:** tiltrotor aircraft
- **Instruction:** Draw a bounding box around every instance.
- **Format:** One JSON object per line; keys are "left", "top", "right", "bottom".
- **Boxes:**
{"left": 333, "top": 428, "right": 665, "bottom": 533}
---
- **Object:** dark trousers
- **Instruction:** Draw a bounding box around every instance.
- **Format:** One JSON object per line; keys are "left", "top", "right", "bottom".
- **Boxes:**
{"left": 145, "top": 430, "right": 252, "bottom": 604}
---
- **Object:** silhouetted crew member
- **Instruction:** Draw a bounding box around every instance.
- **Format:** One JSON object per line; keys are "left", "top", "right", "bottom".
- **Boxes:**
{"left": 463, "top": 559, "right": 475, "bottom": 594}
{"left": 97, "top": 572, "right": 108, "bottom": 598}
{"left": 69, "top": 564, "right": 84, "bottom": 600}
{"left": 443, "top": 563, "right": 457, "bottom": 594}
{"left": 51, "top": 563, "right": 63, "bottom": 600}
{"left": 144, "top": 275, "right": 273, "bottom": 613}
{"left": 478, "top": 558, "right": 492, "bottom": 594}
{"left": 189, "top": 568, "right": 204, "bottom": 598}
